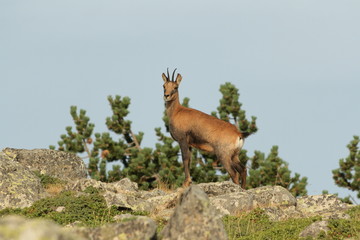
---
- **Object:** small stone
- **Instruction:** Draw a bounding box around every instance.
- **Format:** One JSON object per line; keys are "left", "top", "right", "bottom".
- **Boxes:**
{"left": 56, "top": 206, "right": 66, "bottom": 212}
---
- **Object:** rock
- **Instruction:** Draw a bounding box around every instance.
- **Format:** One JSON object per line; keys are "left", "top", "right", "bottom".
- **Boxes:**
{"left": 0, "top": 215, "right": 83, "bottom": 240}
{"left": 0, "top": 152, "right": 45, "bottom": 210}
{"left": 69, "top": 178, "right": 139, "bottom": 194}
{"left": 68, "top": 178, "right": 154, "bottom": 212}
{"left": 210, "top": 191, "right": 254, "bottom": 216}
{"left": 112, "top": 177, "right": 139, "bottom": 192}
{"left": 264, "top": 194, "right": 352, "bottom": 221}
{"left": 296, "top": 194, "right": 351, "bottom": 219}
{"left": 147, "top": 190, "right": 181, "bottom": 210}
{"left": 263, "top": 206, "right": 303, "bottom": 221}
{"left": 74, "top": 216, "right": 157, "bottom": 240}
{"left": 207, "top": 185, "right": 296, "bottom": 218}
{"left": 56, "top": 206, "right": 66, "bottom": 212}
{"left": 197, "top": 181, "right": 244, "bottom": 197}
{"left": 248, "top": 185, "right": 296, "bottom": 208}
{"left": 68, "top": 178, "right": 108, "bottom": 192}
{"left": 113, "top": 213, "right": 137, "bottom": 221}
{"left": 2, "top": 148, "right": 87, "bottom": 181}
{"left": 102, "top": 190, "right": 153, "bottom": 212}
{"left": 299, "top": 220, "right": 329, "bottom": 238}
{"left": 160, "top": 185, "right": 228, "bottom": 240}
{"left": 139, "top": 188, "right": 167, "bottom": 200}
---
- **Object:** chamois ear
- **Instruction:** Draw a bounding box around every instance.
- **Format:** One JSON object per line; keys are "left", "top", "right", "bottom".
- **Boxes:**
{"left": 175, "top": 74, "right": 182, "bottom": 85}
{"left": 162, "top": 73, "right": 168, "bottom": 83}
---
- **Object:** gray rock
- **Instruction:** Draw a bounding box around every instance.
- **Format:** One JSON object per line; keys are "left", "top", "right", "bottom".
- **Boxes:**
{"left": 210, "top": 191, "right": 254, "bottom": 216}
{"left": 146, "top": 189, "right": 182, "bottom": 209}
{"left": 139, "top": 188, "right": 167, "bottom": 200}
{"left": 68, "top": 178, "right": 108, "bottom": 192}
{"left": 2, "top": 148, "right": 87, "bottom": 181}
{"left": 112, "top": 177, "right": 139, "bottom": 192}
{"left": 296, "top": 194, "right": 351, "bottom": 219}
{"left": 0, "top": 152, "right": 45, "bottom": 210}
{"left": 0, "top": 215, "right": 82, "bottom": 240}
{"left": 69, "top": 178, "right": 139, "bottom": 194}
{"left": 102, "top": 191, "right": 153, "bottom": 212}
{"left": 197, "top": 181, "right": 244, "bottom": 197}
{"left": 68, "top": 178, "right": 154, "bottom": 212}
{"left": 247, "top": 185, "right": 296, "bottom": 208}
{"left": 160, "top": 185, "right": 228, "bottom": 240}
{"left": 208, "top": 185, "right": 296, "bottom": 218}
{"left": 299, "top": 220, "right": 329, "bottom": 238}
{"left": 264, "top": 194, "right": 352, "bottom": 221}
{"left": 74, "top": 216, "right": 157, "bottom": 240}
{"left": 113, "top": 213, "right": 137, "bottom": 221}
{"left": 263, "top": 206, "right": 303, "bottom": 221}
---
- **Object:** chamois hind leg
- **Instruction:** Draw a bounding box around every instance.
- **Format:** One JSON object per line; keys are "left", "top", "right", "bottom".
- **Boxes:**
{"left": 231, "top": 154, "right": 247, "bottom": 189}
{"left": 179, "top": 143, "right": 192, "bottom": 187}
{"left": 219, "top": 154, "right": 239, "bottom": 185}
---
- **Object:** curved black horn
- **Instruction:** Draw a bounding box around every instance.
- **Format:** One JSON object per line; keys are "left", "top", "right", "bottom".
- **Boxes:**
{"left": 172, "top": 68, "right": 177, "bottom": 82}
{"left": 167, "top": 68, "right": 170, "bottom": 82}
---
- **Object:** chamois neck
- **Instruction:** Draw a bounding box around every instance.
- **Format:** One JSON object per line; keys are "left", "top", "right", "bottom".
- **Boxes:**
{"left": 165, "top": 95, "right": 181, "bottom": 117}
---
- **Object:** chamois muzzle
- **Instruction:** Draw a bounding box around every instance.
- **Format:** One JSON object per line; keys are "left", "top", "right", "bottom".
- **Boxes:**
{"left": 164, "top": 94, "right": 171, "bottom": 101}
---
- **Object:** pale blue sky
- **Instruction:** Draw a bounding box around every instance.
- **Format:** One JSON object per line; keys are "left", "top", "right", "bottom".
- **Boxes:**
{"left": 1, "top": 0, "right": 359, "bottom": 200}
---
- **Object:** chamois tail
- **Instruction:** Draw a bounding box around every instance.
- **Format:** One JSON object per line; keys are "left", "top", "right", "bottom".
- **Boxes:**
{"left": 240, "top": 131, "right": 251, "bottom": 139}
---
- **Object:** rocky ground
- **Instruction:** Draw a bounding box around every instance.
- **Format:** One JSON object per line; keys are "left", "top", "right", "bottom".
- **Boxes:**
{"left": 0, "top": 148, "right": 356, "bottom": 240}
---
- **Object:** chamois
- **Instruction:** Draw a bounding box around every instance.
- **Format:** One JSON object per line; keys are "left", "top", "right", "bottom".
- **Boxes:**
{"left": 162, "top": 69, "right": 250, "bottom": 188}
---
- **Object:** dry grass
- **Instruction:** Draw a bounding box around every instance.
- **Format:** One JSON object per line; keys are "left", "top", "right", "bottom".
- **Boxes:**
{"left": 155, "top": 179, "right": 179, "bottom": 193}
{"left": 45, "top": 184, "right": 65, "bottom": 195}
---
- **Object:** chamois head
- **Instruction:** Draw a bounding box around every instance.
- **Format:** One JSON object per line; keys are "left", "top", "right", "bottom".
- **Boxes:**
{"left": 162, "top": 68, "right": 182, "bottom": 102}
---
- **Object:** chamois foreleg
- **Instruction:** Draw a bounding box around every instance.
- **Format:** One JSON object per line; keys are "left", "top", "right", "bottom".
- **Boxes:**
{"left": 231, "top": 154, "right": 247, "bottom": 188}
{"left": 218, "top": 154, "right": 239, "bottom": 185}
{"left": 179, "top": 142, "right": 192, "bottom": 187}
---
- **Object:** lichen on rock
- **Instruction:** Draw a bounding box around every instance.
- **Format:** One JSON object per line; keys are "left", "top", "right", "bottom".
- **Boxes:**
{"left": 2, "top": 148, "right": 87, "bottom": 181}
{"left": 0, "top": 152, "right": 45, "bottom": 210}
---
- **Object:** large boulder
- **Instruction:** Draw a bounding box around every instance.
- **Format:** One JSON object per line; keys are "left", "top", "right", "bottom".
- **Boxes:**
{"left": 2, "top": 148, "right": 87, "bottom": 181}
{"left": 160, "top": 185, "right": 228, "bottom": 240}
{"left": 0, "top": 152, "right": 45, "bottom": 210}
{"left": 0, "top": 215, "right": 82, "bottom": 240}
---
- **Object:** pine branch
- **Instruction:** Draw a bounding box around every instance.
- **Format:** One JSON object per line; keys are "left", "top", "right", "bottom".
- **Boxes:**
{"left": 130, "top": 130, "right": 141, "bottom": 150}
